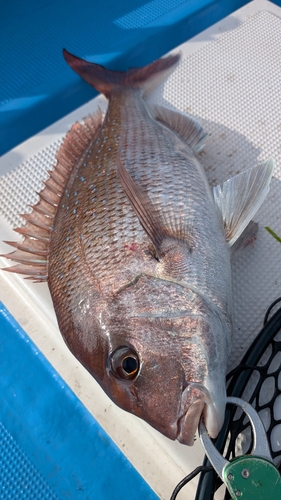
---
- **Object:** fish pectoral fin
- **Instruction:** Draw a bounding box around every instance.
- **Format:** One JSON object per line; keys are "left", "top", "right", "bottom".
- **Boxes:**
{"left": 116, "top": 156, "right": 192, "bottom": 262}
{"left": 213, "top": 159, "right": 274, "bottom": 247}
{"left": 116, "top": 156, "right": 165, "bottom": 258}
{"left": 149, "top": 104, "right": 207, "bottom": 152}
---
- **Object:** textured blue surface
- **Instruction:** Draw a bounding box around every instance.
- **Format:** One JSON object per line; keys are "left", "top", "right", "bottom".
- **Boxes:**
{"left": 0, "top": 423, "right": 59, "bottom": 500}
{"left": 0, "top": 0, "right": 250, "bottom": 155}
{"left": 0, "top": 302, "right": 158, "bottom": 499}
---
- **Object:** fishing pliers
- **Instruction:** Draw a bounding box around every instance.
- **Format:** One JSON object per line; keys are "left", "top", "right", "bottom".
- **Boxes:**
{"left": 199, "top": 396, "right": 281, "bottom": 499}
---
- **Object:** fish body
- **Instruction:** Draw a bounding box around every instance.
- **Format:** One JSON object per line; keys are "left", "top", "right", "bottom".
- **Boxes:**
{"left": 2, "top": 52, "right": 274, "bottom": 445}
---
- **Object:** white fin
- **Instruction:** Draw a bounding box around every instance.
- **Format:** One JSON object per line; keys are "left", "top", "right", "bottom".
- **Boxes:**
{"left": 231, "top": 220, "right": 258, "bottom": 257}
{"left": 213, "top": 159, "right": 274, "bottom": 247}
{"left": 149, "top": 104, "right": 207, "bottom": 152}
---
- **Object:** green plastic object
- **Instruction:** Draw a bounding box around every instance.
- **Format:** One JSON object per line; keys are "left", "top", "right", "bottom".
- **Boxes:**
{"left": 223, "top": 455, "right": 281, "bottom": 500}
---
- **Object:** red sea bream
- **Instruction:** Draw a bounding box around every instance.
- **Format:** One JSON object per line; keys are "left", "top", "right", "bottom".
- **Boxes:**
{"left": 2, "top": 51, "right": 274, "bottom": 444}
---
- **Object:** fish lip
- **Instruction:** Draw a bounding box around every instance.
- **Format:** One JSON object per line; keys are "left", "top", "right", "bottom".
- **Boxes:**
{"left": 176, "top": 399, "right": 205, "bottom": 445}
{"left": 176, "top": 382, "right": 221, "bottom": 445}
{"left": 176, "top": 414, "right": 198, "bottom": 446}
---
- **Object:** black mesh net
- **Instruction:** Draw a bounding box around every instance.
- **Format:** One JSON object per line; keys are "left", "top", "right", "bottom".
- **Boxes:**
{"left": 170, "top": 298, "right": 281, "bottom": 500}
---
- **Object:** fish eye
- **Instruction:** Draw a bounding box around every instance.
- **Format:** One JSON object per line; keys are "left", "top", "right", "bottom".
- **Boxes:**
{"left": 110, "top": 347, "right": 140, "bottom": 380}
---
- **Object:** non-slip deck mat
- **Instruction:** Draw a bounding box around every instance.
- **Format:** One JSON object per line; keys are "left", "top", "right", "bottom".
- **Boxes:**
{"left": 0, "top": 303, "right": 158, "bottom": 500}
{"left": 0, "top": 0, "right": 250, "bottom": 155}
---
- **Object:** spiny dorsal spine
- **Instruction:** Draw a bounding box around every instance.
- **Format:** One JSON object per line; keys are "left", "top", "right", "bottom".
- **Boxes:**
{"left": 1, "top": 111, "right": 103, "bottom": 282}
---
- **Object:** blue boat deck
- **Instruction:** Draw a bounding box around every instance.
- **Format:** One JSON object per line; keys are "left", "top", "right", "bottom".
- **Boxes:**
{"left": 0, "top": 304, "right": 157, "bottom": 499}
{"left": 1, "top": 0, "right": 250, "bottom": 156}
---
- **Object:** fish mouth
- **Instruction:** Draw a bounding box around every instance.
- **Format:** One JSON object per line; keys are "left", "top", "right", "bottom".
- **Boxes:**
{"left": 176, "top": 383, "right": 222, "bottom": 445}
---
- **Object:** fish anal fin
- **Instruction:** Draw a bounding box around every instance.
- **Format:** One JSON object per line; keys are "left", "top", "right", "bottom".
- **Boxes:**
{"left": 1, "top": 112, "right": 103, "bottom": 281}
{"left": 151, "top": 105, "right": 207, "bottom": 152}
{"left": 214, "top": 159, "right": 274, "bottom": 246}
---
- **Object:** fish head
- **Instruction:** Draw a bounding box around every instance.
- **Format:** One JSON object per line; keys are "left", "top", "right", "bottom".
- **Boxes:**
{"left": 103, "top": 339, "right": 226, "bottom": 446}
{"left": 102, "top": 321, "right": 227, "bottom": 446}
{"left": 60, "top": 277, "right": 228, "bottom": 445}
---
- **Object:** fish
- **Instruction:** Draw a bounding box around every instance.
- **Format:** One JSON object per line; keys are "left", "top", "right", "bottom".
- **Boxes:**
{"left": 1, "top": 50, "right": 274, "bottom": 445}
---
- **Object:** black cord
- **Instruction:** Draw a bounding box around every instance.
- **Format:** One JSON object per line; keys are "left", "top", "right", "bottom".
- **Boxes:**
{"left": 170, "top": 466, "right": 213, "bottom": 500}
{"left": 226, "top": 364, "right": 262, "bottom": 381}
{"left": 263, "top": 297, "right": 281, "bottom": 325}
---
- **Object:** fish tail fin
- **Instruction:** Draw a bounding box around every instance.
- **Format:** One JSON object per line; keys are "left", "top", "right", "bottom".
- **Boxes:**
{"left": 63, "top": 49, "right": 181, "bottom": 98}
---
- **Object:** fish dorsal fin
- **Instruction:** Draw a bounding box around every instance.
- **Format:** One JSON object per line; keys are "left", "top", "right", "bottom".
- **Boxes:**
{"left": 1, "top": 112, "right": 103, "bottom": 281}
{"left": 150, "top": 104, "right": 207, "bottom": 152}
{"left": 213, "top": 159, "right": 274, "bottom": 247}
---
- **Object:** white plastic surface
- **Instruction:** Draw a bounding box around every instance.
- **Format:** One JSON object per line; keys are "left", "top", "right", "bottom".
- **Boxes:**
{"left": 1, "top": 1, "right": 281, "bottom": 498}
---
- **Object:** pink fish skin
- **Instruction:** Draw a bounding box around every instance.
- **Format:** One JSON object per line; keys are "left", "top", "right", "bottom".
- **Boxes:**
{"left": 1, "top": 50, "right": 274, "bottom": 445}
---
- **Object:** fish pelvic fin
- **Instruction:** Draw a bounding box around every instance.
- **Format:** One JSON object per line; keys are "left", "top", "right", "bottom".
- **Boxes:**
{"left": 150, "top": 104, "right": 207, "bottom": 152}
{"left": 231, "top": 220, "right": 258, "bottom": 257}
{"left": 1, "top": 112, "right": 103, "bottom": 282}
{"left": 213, "top": 159, "right": 274, "bottom": 247}
{"left": 63, "top": 49, "right": 181, "bottom": 98}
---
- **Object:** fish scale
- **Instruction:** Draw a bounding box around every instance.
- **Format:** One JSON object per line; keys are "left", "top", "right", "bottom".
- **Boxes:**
{"left": 47, "top": 72, "right": 233, "bottom": 438}
{"left": 1, "top": 51, "right": 274, "bottom": 445}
